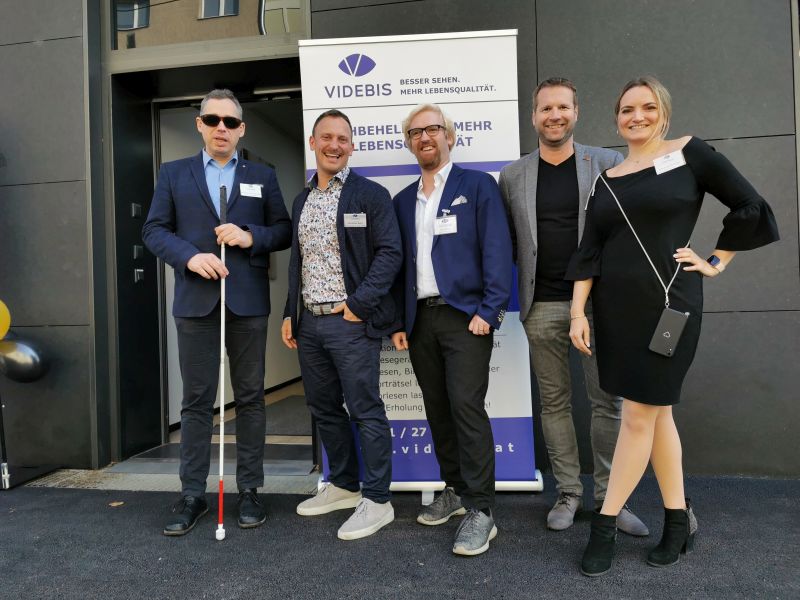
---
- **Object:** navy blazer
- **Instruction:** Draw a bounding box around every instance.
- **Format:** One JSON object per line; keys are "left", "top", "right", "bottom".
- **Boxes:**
{"left": 284, "top": 169, "right": 402, "bottom": 339}
{"left": 142, "top": 152, "right": 291, "bottom": 318}
{"left": 393, "top": 164, "right": 513, "bottom": 335}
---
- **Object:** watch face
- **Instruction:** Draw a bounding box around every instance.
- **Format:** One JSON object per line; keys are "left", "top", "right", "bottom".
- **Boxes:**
{"left": 707, "top": 255, "right": 721, "bottom": 267}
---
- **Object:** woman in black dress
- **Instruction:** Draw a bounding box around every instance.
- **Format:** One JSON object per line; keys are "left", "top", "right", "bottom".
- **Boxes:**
{"left": 567, "top": 76, "right": 779, "bottom": 577}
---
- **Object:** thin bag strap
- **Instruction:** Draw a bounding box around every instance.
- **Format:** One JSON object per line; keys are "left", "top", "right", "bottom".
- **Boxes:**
{"left": 598, "top": 174, "right": 688, "bottom": 308}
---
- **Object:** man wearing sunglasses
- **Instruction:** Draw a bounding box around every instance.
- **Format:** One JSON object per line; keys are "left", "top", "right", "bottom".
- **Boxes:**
{"left": 391, "top": 104, "right": 512, "bottom": 556}
{"left": 143, "top": 88, "right": 291, "bottom": 536}
{"left": 282, "top": 109, "right": 401, "bottom": 540}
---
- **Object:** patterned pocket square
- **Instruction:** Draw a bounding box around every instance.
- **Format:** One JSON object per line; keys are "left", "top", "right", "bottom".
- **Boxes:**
{"left": 451, "top": 195, "right": 469, "bottom": 206}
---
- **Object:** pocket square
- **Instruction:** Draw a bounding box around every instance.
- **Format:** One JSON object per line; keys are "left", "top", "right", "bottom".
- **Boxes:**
{"left": 451, "top": 195, "right": 469, "bottom": 206}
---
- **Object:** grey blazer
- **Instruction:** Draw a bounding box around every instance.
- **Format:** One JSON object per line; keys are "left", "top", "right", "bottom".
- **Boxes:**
{"left": 499, "top": 142, "right": 623, "bottom": 322}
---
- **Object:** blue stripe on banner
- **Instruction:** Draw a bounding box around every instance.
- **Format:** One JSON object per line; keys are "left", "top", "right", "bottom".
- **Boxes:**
{"left": 509, "top": 265, "right": 520, "bottom": 313}
{"left": 321, "top": 416, "right": 537, "bottom": 483}
{"left": 388, "top": 417, "right": 536, "bottom": 482}
{"left": 305, "top": 160, "right": 515, "bottom": 181}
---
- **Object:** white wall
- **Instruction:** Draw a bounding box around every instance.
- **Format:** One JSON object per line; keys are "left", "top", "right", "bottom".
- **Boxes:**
{"left": 159, "top": 101, "right": 304, "bottom": 425}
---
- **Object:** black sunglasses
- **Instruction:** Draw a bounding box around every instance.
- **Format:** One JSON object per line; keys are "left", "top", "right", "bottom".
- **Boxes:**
{"left": 200, "top": 114, "right": 243, "bottom": 129}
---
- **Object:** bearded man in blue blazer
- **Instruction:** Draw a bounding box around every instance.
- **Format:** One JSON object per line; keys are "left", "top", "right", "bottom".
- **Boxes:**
{"left": 143, "top": 89, "right": 291, "bottom": 536}
{"left": 391, "top": 103, "right": 512, "bottom": 556}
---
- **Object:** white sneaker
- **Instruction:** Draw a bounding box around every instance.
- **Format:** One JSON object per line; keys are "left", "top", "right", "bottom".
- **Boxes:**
{"left": 337, "top": 498, "right": 395, "bottom": 540}
{"left": 296, "top": 484, "right": 361, "bottom": 516}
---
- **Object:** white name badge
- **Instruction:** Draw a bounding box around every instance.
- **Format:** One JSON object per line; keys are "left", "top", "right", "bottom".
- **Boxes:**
{"left": 240, "top": 183, "right": 263, "bottom": 197}
{"left": 653, "top": 150, "right": 686, "bottom": 175}
{"left": 434, "top": 215, "right": 457, "bottom": 235}
{"left": 344, "top": 213, "right": 367, "bottom": 227}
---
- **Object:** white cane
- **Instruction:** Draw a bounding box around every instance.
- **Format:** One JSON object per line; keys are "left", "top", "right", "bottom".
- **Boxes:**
{"left": 215, "top": 184, "right": 228, "bottom": 542}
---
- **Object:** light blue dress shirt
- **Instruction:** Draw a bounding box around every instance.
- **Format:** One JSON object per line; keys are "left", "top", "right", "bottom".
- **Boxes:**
{"left": 202, "top": 149, "right": 238, "bottom": 218}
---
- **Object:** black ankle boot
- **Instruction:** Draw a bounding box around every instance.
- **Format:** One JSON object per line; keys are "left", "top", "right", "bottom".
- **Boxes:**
{"left": 647, "top": 499, "right": 698, "bottom": 567}
{"left": 581, "top": 511, "right": 617, "bottom": 577}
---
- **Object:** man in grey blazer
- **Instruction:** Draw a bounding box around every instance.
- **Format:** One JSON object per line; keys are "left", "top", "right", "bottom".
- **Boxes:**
{"left": 499, "top": 78, "right": 648, "bottom": 536}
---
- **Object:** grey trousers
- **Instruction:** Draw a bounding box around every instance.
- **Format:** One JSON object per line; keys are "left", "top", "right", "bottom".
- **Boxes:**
{"left": 523, "top": 300, "right": 621, "bottom": 502}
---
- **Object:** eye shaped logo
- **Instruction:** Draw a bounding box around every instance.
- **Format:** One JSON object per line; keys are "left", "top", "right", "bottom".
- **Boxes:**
{"left": 338, "top": 53, "right": 376, "bottom": 77}
{"left": 663, "top": 332, "right": 671, "bottom": 338}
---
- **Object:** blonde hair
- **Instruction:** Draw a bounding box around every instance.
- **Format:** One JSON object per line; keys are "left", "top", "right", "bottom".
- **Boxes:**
{"left": 401, "top": 103, "right": 455, "bottom": 149}
{"left": 614, "top": 76, "right": 672, "bottom": 143}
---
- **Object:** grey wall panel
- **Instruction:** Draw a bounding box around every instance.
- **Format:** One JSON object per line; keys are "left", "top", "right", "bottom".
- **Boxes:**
{"left": 311, "top": 0, "right": 538, "bottom": 152}
{"left": 679, "top": 311, "right": 800, "bottom": 477}
{"left": 537, "top": 0, "right": 794, "bottom": 148}
{"left": 1, "top": 326, "right": 92, "bottom": 468}
{"left": 0, "top": 37, "right": 85, "bottom": 186}
{"left": 0, "top": 181, "right": 89, "bottom": 326}
{"left": 0, "top": 0, "right": 82, "bottom": 45}
{"left": 692, "top": 136, "right": 799, "bottom": 312}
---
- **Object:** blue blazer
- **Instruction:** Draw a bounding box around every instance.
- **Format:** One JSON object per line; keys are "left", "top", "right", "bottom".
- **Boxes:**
{"left": 142, "top": 152, "right": 291, "bottom": 318}
{"left": 393, "top": 164, "right": 513, "bottom": 335}
{"left": 284, "top": 169, "right": 402, "bottom": 339}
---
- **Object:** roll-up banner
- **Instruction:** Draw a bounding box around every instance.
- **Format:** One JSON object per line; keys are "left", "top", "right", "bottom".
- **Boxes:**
{"left": 299, "top": 30, "right": 542, "bottom": 492}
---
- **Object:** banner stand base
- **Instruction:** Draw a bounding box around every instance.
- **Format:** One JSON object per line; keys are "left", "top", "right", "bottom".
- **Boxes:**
{"left": 317, "top": 470, "right": 544, "bottom": 497}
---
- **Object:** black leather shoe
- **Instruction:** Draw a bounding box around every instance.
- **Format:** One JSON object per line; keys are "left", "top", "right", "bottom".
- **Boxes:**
{"left": 163, "top": 495, "right": 208, "bottom": 536}
{"left": 238, "top": 488, "right": 266, "bottom": 528}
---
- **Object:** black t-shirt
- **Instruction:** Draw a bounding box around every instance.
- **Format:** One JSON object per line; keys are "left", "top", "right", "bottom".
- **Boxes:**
{"left": 534, "top": 154, "right": 580, "bottom": 301}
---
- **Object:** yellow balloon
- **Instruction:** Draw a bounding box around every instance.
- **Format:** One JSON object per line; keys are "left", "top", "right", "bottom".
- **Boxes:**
{"left": 0, "top": 300, "right": 9, "bottom": 340}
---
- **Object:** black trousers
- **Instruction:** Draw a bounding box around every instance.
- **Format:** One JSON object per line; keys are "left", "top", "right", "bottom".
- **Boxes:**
{"left": 174, "top": 306, "right": 268, "bottom": 497}
{"left": 409, "top": 303, "right": 495, "bottom": 510}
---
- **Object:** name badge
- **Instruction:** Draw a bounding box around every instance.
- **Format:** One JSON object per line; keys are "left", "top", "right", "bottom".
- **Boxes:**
{"left": 653, "top": 150, "right": 686, "bottom": 175}
{"left": 240, "top": 183, "right": 263, "bottom": 197}
{"left": 434, "top": 215, "right": 457, "bottom": 235}
{"left": 344, "top": 213, "right": 367, "bottom": 227}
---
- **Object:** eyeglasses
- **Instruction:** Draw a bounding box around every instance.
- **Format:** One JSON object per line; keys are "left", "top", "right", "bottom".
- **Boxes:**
{"left": 407, "top": 124, "right": 446, "bottom": 140}
{"left": 199, "top": 114, "right": 243, "bottom": 129}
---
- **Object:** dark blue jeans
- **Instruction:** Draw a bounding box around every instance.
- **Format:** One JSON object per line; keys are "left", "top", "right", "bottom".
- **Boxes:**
{"left": 297, "top": 311, "right": 392, "bottom": 503}
{"left": 174, "top": 307, "right": 268, "bottom": 497}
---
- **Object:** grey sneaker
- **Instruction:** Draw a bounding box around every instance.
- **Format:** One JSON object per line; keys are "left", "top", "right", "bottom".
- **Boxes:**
{"left": 417, "top": 487, "right": 467, "bottom": 526}
{"left": 337, "top": 498, "right": 395, "bottom": 540}
{"left": 547, "top": 492, "right": 583, "bottom": 530}
{"left": 617, "top": 504, "right": 649, "bottom": 536}
{"left": 452, "top": 509, "right": 497, "bottom": 556}
{"left": 296, "top": 484, "right": 361, "bottom": 516}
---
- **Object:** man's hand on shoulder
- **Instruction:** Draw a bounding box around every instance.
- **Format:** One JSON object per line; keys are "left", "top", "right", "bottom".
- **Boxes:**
{"left": 187, "top": 253, "right": 229, "bottom": 280}
{"left": 215, "top": 223, "right": 254, "bottom": 248}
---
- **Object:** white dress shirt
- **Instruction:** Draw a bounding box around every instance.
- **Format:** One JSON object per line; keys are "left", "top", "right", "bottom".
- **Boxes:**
{"left": 415, "top": 161, "right": 453, "bottom": 299}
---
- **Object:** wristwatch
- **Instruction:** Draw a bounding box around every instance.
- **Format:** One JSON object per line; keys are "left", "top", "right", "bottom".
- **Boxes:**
{"left": 707, "top": 254, "right": 724, "bottom": 273}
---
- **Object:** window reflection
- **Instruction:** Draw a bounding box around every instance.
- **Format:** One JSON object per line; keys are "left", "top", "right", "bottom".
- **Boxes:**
{"left": 116, "top": 1, "right": 150, "bottom": 30}
{"left": 112, "top": 0, "right": 306, "bottom": 50}
{"left": 201, "top": 0, "right": 239, "bottom": 19}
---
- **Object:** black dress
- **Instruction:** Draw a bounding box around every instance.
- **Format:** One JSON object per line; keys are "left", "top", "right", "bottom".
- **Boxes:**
{"left": 566, "top": 137, "right": 779, "bottom": 405}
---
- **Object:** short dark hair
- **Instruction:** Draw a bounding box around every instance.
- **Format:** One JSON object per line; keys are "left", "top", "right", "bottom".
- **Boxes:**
{"left": 200, "top": 89, "right": 243, "bottom": 119}
{"left": 312, "top": 109, "right": 353, "bottom": 137}
{"left": 532, "top": 77, "right": 578, "bottom": 111}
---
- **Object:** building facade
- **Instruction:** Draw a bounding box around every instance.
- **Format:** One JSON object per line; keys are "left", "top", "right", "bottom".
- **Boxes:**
{"left": 0, "top": 0, "right": 798, "bottom": 477}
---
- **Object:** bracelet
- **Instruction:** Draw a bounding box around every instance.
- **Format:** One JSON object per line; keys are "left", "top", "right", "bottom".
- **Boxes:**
{"left": 570, "top": 315, "right": 587, "bottom": 320}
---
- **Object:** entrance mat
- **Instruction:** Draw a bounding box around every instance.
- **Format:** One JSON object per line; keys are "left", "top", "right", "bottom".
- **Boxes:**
{"left": 212, "top": 394, "right": 311, "bottom": 436}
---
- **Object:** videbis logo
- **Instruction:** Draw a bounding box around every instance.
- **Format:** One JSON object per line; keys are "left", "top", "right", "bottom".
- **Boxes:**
{"left": 338, "top": 53, "right": 376, "bottom": 77}
{"left": 326, "top": 52, "right": 392, "bottom": 99}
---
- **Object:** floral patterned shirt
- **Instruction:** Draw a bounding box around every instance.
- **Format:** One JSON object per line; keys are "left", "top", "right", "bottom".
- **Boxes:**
{"left": 298, "top": 167, "right": 350, "bottom": 305}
